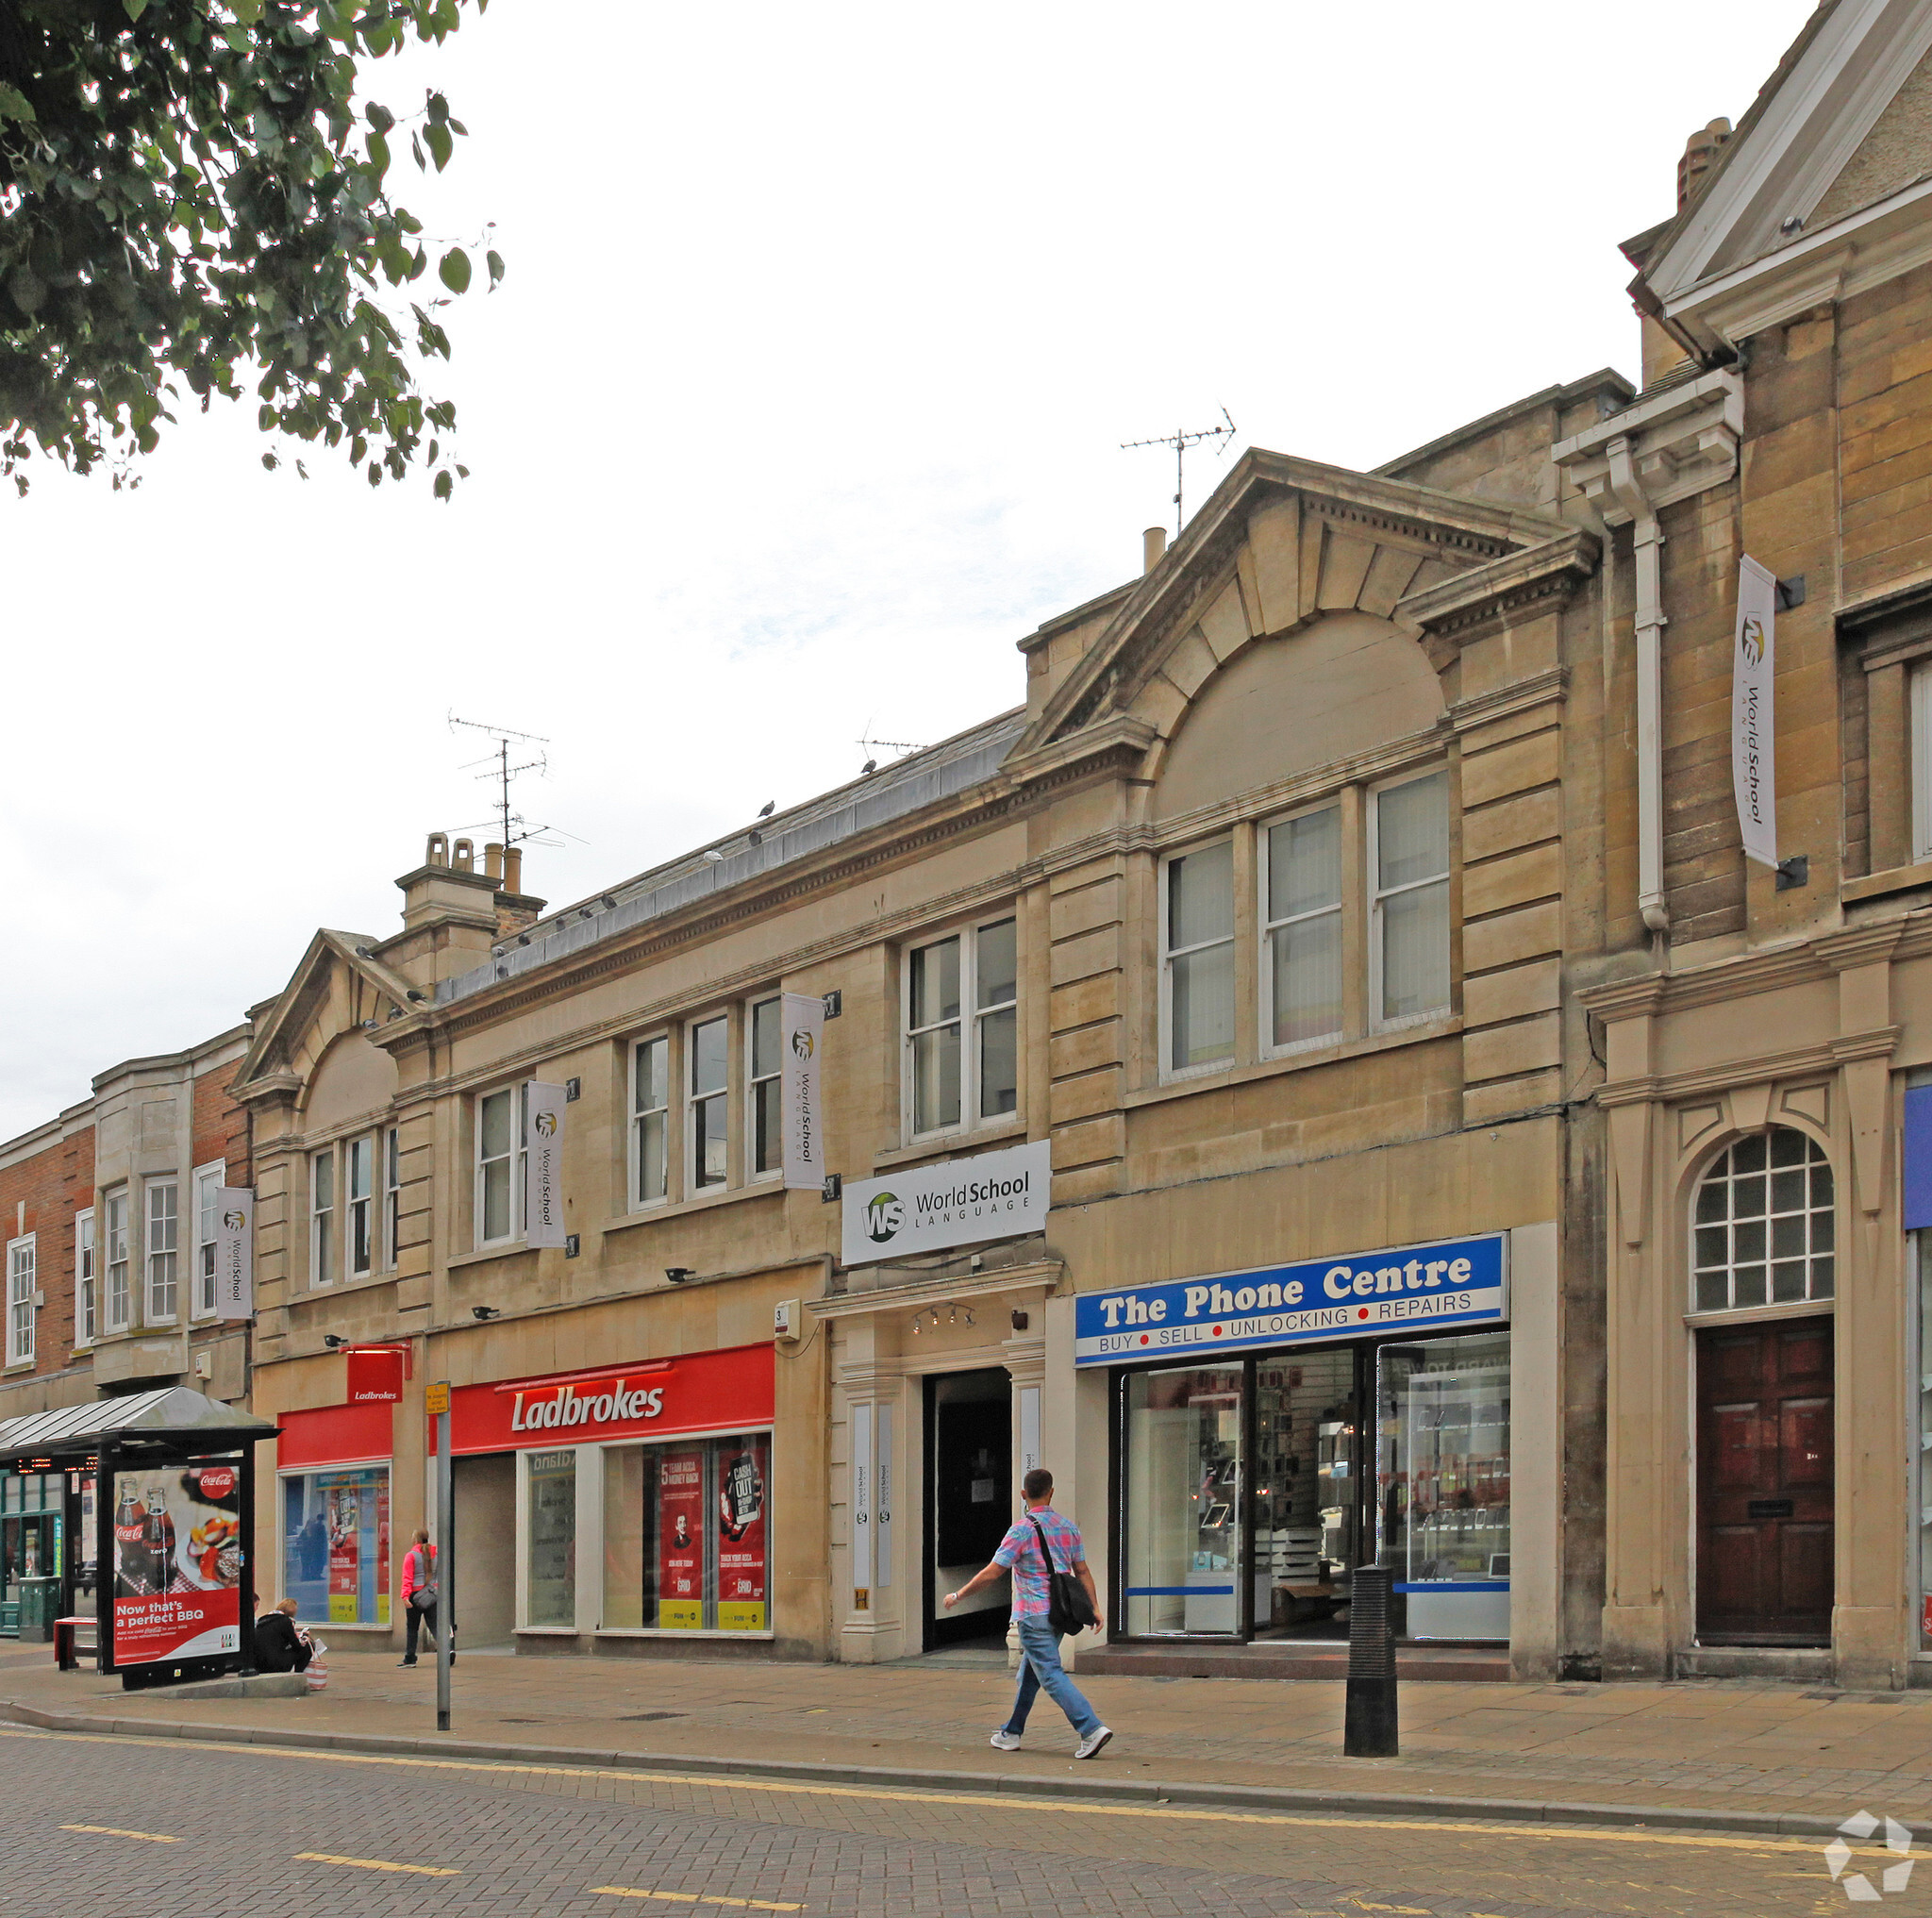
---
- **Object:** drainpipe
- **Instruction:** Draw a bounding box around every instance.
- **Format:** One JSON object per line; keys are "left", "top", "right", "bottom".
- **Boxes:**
{"left": 1605, "top": 436, "right": 1671, "bottom": 935}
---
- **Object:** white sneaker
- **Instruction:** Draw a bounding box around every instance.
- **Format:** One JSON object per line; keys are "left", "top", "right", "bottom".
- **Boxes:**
{"left": 990, "top": 1729, "right": 1024, "bottom": 1752}
{"left": 1074, "top": 1726, "right": 1113, "bottom": 1760}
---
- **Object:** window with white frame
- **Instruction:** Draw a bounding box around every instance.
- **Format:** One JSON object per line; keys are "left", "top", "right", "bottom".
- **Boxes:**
{"left": 6, "top": 1235, "right": 34, "bottom": 1367}
{"left": 193, "top": 1162, "right": 223, "bottom": 1318}
{"left": 383, "top": 1126, "right": 403, "bottom": 1270}
{"left": 347, "top": 1134, "right": 375, "bottom": 1277}
{"left": 690, "top": 1016, "right": 729, "bottom": 1190}
{"left": 475, "top": 1086, "right": 525, "bottom": 1246}
{"left": 634, "top": 1036, "right": 670, "bottom": 1207}
{"left": 1692, "top": 1127, "right": 1835, "bottom": 1312}
{"left": 1263, "top": 803, "right": 1343, "bottom": 1051}
{"left": 104, "top": 1189, "right": 130, "bottom": 1332}
{"left": 1372, "top": 770, "right": 1451, "bottom": 1027}
{"left": 310, "top": 1147, "right": 336, "bottom": 1283}
{"left": 749, "top": 997, "right": 783, "bottom": 1178}
{"left": 1163, "top": 843, "right": 1236, "bottom": 1074}
{"left": 75, "top": 1208, "right": 95, "bottom": 1347}
{"left": 905, "top": 917, "right": 1019, "bottom": 1137}
{"left": 146, "top": 1180, "right": 178, "bottom": 1324}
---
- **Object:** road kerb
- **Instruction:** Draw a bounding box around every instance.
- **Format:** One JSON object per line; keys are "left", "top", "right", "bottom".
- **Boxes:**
{"left": 0, "top": 1694, "right": 1848, "bottom": 1842}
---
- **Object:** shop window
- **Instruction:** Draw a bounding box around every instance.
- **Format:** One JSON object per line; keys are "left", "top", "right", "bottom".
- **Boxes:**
{"left": 689, "top": 1016, "right": 729, "bottom": 1190}
{"left": 1163, "top": 843, "right": 1236, "bottom": 1075}
{"left": 525, "top": 1449, "right": 576, "bottom": 1627}
{"left": 904, "top": 917, "right": 1019, "bottom": 1139}
{"left": 145, "top": 1181, "right": 178, "bottom": 1324}
{"left": 475, "top": 1085, "right": 525, "bottom": 1245}
{"left": 1263, "top": 805, "right": 1343, "bottom": 1051}
{"left": 1371, "top": 770, "right": 1450, "bottom": 1027}
{"left": 310, "top": 1148, "right": 336, "bottom": 1284}
{"left": 75, "top": 1209, "right": 95, "bottom": 1348}
{"left": 193, "top": 1163, "right": 223, "bottom": 1318}
{"left": 633, "top": 1035, "right": 670, "bottom": 1207}
{"left": 1374, "top": 1332, "right": 1511, "bottom": 1643}
{"left": 1122, "top": 1365, "right": 1242, "bottom": 1636}
{"left": 1691, "top": 1128, "right": 1835, "bottom": 1312}
{"left": 5, "top": 1236, "right": 34, "bottom": 1368}
{"left": 280, "top": 1465, "right": 391, "bottom": 1626}
{"left": 104, "top": 1189, "right": 130, "bottom": 1333}
{"left": 749, "top": 997, "right": 783, "bottom": 1179}
{"left": 602, "top": 1433, "right": 769, "bottom": 1632}
{"left": 347, "top": 1135, "right": 375, "bottom": 1277}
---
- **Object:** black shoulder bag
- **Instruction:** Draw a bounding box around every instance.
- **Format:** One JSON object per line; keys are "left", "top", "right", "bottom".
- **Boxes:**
{"left": 1028, "top": 1515, "right": 1097, "bottom": 1637}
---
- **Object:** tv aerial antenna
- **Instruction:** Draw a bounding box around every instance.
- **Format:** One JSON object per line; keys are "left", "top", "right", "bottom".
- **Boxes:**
{"left": 446, "top": 712, "right": 573, "bottom": 854}
{"left": 1121, "top": 407, "right": 1238, "bottom": 536}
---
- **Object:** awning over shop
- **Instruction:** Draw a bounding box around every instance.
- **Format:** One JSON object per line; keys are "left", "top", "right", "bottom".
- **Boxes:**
{"left": 0, "top": 1388, "right": 278, "bottom": 1463}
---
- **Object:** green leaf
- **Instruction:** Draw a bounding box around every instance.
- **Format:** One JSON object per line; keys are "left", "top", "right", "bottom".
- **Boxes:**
{"left": 434, "top": 469, "right": 453, "bottom": 499}
{"left": 438, "top": 246, "right": 471, "bottom": 293}
{"left": 124, "top": 0, "right": 150, "bottom": 19}
{"left": 366, "top": 103, "right": 395, "bottom": 134}
{"left": 367, "top": 129, "right": 391, "bottom": 175}
{"left": 0, "top": 83, "right": 38, "bottom": 127}
{"left": 425, "top": 122, "right": 452, "bottom": 172}
{"left": 486, "top": 249, "right": 505, "bottom": 289}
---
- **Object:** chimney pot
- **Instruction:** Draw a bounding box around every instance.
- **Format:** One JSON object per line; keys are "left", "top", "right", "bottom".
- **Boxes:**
{"left": 484, "top": 842, "right": 504, "bottom": 882}
{"left": 503, "top": 846, "right": 523, "bottom": 894}
{"left": 1676, "top": 116, "right": 1732, "bottom": 209}
{"left": 426, "top": 831, "right": 449, "bottom": 868}
{"left": 1142, "top": 525, "right": 1168, "bottom": 574}
{"left": 453, "top": 837, "right": 475, "bottom": 873}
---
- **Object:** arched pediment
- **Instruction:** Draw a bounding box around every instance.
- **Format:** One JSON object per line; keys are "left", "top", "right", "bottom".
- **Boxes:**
{"left": 301, "top": 1031, "right": 400, "bottom": 1131}
{"left": 1151, "top": 612, "right": 1445, "bottom": 819}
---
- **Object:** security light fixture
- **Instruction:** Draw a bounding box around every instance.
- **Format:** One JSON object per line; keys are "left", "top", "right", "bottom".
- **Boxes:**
{"left": 1010, "top": 1309, "right": 1029, "bottom": 1331}
{"left": 472, "top": 1306, "right": 502, "bottom": 1321}
{"left": 664, "top": 1267, "right": 695, "bottom": 1285}
{"left": 322, "top": 1334, "right": 350, "bottom": 1350}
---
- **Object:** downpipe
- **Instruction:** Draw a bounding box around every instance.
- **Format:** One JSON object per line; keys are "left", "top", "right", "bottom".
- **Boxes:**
{"left": 1606, "top": 438, "right": 1670, "bottom": 935}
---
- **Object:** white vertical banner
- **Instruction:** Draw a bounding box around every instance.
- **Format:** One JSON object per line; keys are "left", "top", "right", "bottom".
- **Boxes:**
{"left": 1018, "top": 1386, "right": 1041, "bottom": 1482}
{"left": 213, "top": 1189, "right": 254, "bottom": 1321}
{"left": 525, "top": 1080, "right": 568, "bottom": 1247}
{"left": 1732, "top": 556, "right": 1779, "bottom": 868}
{"left": 781, "top": 992, "right": 826, "bottom": 1191}
{"left": 851, "top": 1401, "right": 874, "bottom": 1610}
{"left": 874, "top": 1402, "right": 893, "bottom": 1590}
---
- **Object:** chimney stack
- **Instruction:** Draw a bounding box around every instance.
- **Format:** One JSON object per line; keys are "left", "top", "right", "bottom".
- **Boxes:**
{"left": 504, "top": 845, "right": 523, "bottom": 895}
{"left": 1143, "top": 525, "right": 1168, "bottom": 575}
{"left": 1677, "top": 117, "right": 1732, "bottom": 209}
{"left": 484, "top": 842, "right": 504, "bottom": 882}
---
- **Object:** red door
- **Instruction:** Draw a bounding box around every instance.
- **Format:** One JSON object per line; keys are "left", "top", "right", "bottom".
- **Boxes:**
{"left": 1695, "top": 1321, "right": 1833, "bottom": 1643}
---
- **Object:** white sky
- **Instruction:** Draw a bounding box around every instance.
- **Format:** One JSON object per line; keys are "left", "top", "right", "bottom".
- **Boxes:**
{"left": 1, "top": 0, "right": 1818, "bottom": 1143}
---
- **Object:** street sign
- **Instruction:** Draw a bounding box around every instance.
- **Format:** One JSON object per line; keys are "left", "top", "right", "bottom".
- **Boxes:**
{"left": 425, "top": 1381, "right": 450, "bottom": 1417}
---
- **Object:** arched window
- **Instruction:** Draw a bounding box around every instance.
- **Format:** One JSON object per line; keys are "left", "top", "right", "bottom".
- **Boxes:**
{"left": 1691, "top": 1127, "right": 1835, "bottom": 1312}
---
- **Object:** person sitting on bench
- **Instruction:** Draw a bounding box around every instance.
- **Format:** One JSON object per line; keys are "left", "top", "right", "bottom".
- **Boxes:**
{"left": 253, "top": 1597, "right": 313, "bottom": 1673}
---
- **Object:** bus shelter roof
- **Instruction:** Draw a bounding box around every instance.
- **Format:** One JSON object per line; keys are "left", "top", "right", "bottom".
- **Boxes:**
{"left": 0, "top": 1388, "right": 278, "bottom": 1462}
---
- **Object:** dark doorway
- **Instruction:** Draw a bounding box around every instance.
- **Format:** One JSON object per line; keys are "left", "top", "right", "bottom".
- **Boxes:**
{"left": 1696, "top": 1320, "right": 1833, "bottom": 1644}
{"left": 924, "top": 1371, "right": 1011, "bottom": 1649}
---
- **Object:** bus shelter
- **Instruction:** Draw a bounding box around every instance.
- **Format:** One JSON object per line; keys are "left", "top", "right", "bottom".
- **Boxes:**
{"left": 0, "top": 1389, "right": 276, "bottom": 1689}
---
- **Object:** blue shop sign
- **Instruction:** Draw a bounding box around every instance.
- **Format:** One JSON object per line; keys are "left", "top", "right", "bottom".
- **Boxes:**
{"left": 1074, "top": 1234, "right": 1508, "bottom": 1367}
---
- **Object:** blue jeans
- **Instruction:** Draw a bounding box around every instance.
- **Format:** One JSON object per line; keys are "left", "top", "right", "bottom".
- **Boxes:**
{"left": 1003, "top": 1614, "right": 1102, "bottom": 1739}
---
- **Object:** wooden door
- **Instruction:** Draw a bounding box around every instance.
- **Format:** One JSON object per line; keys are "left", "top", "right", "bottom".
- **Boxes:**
{"left": 1695, "top": 1321, "right": 1833, "bottom": 1643}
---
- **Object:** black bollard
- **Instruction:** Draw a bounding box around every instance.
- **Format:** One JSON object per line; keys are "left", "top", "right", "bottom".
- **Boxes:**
{"left": 1343, "top": 1564, "right": 1399, "bottom": 1758}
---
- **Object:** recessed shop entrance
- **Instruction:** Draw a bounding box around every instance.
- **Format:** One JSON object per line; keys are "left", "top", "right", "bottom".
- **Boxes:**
{"left": 924, "top": 1369, "right": 1011, "bottom": 1650}
{"left": 1695, "top": 1319, "right": 1833, "bottom": 1645}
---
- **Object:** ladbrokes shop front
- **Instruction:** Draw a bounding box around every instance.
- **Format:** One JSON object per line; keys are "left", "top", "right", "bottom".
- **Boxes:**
{"left": 1073, "top": 1223, "right": 1562, "bottom": 1679}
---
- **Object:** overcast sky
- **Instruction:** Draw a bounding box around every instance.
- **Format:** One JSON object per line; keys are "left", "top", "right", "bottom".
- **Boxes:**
{"left": 1, "top": 1, "right": 1818, "bottom": 1142}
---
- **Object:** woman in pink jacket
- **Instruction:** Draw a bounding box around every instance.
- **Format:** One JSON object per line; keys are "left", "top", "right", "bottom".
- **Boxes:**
{"left": 399, "top": 1528, "right": 449, "bottom": 1668}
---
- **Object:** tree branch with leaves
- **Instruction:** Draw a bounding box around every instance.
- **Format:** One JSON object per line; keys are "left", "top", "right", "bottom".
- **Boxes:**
{"left": 0, "top": 0, "right": 501, "bottom": 497}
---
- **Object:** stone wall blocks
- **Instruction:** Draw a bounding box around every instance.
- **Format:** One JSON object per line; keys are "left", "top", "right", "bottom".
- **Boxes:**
{"left": 1047, "top": 877, "right": 1124, "bottom": 945}
{"left": 1461, "top": 787, "right": 1561, "bottom": 865}
{"left": 1051, "top": 1114, "right": 1125, "bottom": 1172}
{"left": 1463, "top": 1071, "right": 1565, "bottom": 1126}
{"left": 1461, "top": 728, "right": 1561, "bottom": 809}
{"left": 1049, "top": 1067, "right": 1122, "bottom": 1127}
{"left": 1049, "top": 1021, "right": 1123, "bottom": 1080}
{"left": 1049, "top": 925, "right": 1122, "bottom": 989}
{"left": 1463, "top": 1013, "right": 1562, "bottom": 1086}
{"left": 1462, "top": 900, "right": 1563, "bottom": 974}
{"left": 1050, "top": 974, "right": 1121, "bottom": 1033}
{"left": 1462, "top": 843, "right": 1563, "bottom": 920}
{"left": 1463, "top": 957, "right": 1562, "bottom": 1027}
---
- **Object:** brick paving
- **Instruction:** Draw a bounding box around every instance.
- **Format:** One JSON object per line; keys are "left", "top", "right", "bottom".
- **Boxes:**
{"left": 0, "top": 1721, "right": 1871, "bottom": 1916}
{"left": 9, "top": 1643, "right": 1932, "bottom": 1826}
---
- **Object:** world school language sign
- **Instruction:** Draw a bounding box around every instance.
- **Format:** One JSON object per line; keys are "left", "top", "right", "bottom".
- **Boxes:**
{"left": 1074, "top": 1234, "right": 1509, "bottom": 1367}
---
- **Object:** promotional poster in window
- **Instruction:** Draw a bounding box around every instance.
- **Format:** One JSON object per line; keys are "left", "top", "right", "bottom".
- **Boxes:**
{"left": 716, "top": 1439, "right": 768, "bottom": 1630}
{"left": 110, "top": 1457, "right": 243, "bottom": 1665}
{"left": 658, "top": 1447, "right": 706, "bottom": 1628}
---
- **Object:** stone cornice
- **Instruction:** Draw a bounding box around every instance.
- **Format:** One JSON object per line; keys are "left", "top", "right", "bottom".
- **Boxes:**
{"left": 810, "top": 1259, "right": 1065, "bottom": 1320}
{"left": 1552, "top": 371, "right": 1742, "bottom": 525}
{"left": 1399, "top": 532, "right": 1601, "bottom": 662}
{"left": 1448, "top": 666, "right": 1571, "bottom": 736}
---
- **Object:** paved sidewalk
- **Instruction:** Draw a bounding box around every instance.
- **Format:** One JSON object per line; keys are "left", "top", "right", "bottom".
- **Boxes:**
{"left": 7, "top": 1641, "right": 1932, "bottom": 1827}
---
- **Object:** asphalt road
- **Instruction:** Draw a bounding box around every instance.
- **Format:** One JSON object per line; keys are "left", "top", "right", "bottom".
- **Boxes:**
{"left": 0, "top": 1723, "right": 1887, "bottom": 1916}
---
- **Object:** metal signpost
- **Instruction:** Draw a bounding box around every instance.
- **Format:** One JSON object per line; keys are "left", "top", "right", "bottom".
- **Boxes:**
{"left": 426, "top": 1380, "right": 453, "bottom": 1732}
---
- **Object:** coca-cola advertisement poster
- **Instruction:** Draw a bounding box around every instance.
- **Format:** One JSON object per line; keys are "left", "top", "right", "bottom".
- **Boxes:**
{"left": 716, "top": 1438, "right": 768, "bottom": 1631}
{"left": 656, "top": 1448, "right": 705, "bottom": 1629}
{"left": 110, "top": 1457, "right": 243, "bottom": 1665}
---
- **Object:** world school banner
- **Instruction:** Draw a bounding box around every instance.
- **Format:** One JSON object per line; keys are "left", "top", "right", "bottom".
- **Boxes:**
{"left": 1074, "top": 1234, "right": 1508, "bottom": 1367}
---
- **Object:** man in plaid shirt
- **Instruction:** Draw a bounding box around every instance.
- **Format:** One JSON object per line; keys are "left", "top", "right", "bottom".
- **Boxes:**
{"left": 944, "top": 1467, "right": 1113, "bottom": 1760}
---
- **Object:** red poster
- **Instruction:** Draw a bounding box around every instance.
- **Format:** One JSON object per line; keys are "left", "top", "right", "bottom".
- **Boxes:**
{"left": 109, "top": 1460, "right": 243, "bottom": 1666}
{"left": 715, "top": 1439, "right": 768, "bottom": 1631}
{"left": 326, "top": 1483, "right": 361, "bottom": 1624}
{"left": 657, "top": 1448, "right": 706, "bottom": 1629}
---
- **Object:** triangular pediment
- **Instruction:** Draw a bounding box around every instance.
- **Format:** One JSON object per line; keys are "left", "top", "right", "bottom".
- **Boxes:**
{"left": 1643, "top": 0, "right": 1932, "bottom": 316}
{"left": 232, "top": 929, "right": 419, "bottom": 1102}
{"left": 1007, "top": 447, "right": 1567, "bottom": 769}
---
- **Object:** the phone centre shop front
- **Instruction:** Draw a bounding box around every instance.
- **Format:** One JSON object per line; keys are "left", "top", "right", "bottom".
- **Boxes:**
{"left": 1079, "top": 1230, "right": 1534, "bottom": 1654}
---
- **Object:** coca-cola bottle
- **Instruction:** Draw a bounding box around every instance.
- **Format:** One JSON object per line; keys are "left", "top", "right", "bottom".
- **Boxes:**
{"left": 114, "top": 1486, "right": 149, "bottom": 1595}
{"left": 144, "top": 1495, "right": 175, "bottom": 1594}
